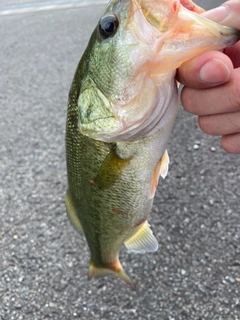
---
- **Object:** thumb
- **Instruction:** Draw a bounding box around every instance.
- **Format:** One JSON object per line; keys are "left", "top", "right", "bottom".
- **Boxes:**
{"left": 176, "top": 50, "right": 233, "bottom": 89}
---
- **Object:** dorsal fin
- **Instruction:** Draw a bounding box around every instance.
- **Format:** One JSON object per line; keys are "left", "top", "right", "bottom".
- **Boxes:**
{"left": 124, "top": 221, "right": 158, "bottom": 253}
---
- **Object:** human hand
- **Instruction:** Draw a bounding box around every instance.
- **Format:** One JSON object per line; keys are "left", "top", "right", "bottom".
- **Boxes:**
{"left": 177, "top": 1, "right": 240, "bottom": 154}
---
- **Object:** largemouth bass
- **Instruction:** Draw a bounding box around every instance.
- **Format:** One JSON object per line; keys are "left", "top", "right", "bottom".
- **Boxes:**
{"left": 66, "top": 0, "right": 240, "bottom": 285}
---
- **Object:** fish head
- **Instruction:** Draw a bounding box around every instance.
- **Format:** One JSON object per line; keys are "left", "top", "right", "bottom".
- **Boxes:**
{"left": 78, "top": 0, "right": 240, "bottom": 142}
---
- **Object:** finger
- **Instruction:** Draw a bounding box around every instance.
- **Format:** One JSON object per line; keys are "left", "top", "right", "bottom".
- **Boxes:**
{"left": 177, "top": 51, "right": 233, "bottom": 89}
{"left": 203, "top": 2, "right": 240, "bottom": 30}
{"left": 181, "top": 68, "right": 240, "bottom": 115}
{"left": 202, "top": 2, "right": 240, "bottom": 69}
{"left": 221, "top": 132, "right": 240, "bottom": 154}
{"left": 224, "top": 41, "right": 240, "bottom": 68}
{"left": 198, "top": 110, "right": 240, "bottom": 136}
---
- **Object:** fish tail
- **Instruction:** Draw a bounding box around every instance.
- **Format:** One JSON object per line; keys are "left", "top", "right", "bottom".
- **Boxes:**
{"left": 88, "top": 259, "right": 133, "bottom": 287}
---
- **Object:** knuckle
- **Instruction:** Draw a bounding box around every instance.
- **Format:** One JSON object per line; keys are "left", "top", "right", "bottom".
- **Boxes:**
{"left": 227, "top": 112, "right": 240, "bottom": 131}
{"left": 198, "top": 115, "right": 214, "bottom": 134}
{"left": 181, "top": 88, "right": 198, "bottom": 114}
{"left": 221, "top": 134, "right": 240, "bottom": 154}
{"left": 228, "top": 75, "right": 240, "bottom": 111}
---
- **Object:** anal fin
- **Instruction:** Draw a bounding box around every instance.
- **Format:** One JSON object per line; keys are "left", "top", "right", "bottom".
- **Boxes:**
{"left": 65, "top": 190, "right": 84, "bottom": 234}
{"left": 124, "top": 221, "right": 158, "bottom": 253}
{"left": 149, "top": 150, "right": 169, "bottom": 199}
{"left": 160, "top": 149, "right": 169, "bottom": 179}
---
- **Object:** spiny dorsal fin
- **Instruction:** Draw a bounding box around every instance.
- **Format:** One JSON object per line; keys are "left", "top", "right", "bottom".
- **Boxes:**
{"left": 160, "top": 149, "right": 169, "bottom": 179}
{"left": 124, "top": 221, "right": 158, "bottom": 253}
{"left": 65, "top": 190, "right": 84, "bottom": 234}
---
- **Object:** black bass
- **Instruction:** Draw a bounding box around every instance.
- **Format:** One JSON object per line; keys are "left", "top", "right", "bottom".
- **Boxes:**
{"left": 66, "top": 0, "right": 240, "bottom": 285}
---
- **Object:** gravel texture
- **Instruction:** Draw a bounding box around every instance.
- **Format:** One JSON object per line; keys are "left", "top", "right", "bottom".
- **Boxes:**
{"left": 1, "top": 1, "right": 240, "bottom": 319}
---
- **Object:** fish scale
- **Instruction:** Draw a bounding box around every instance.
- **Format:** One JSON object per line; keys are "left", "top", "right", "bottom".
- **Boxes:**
{"left": 66, "top": 0, "right": 240, "bottom": 285}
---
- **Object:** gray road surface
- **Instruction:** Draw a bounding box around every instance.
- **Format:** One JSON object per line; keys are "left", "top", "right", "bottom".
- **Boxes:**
{"left": 1, "top": 1, "right": 240, "bottom": 319}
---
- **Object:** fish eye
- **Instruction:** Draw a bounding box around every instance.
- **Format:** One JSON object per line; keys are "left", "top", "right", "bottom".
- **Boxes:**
{"left": 99, "top": 14, "right": 119, "bottom": 39}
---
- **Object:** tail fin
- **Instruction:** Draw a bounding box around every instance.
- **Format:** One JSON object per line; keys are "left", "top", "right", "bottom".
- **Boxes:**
{"left": 88, "top": 259, "right": 133, "bottom": 287}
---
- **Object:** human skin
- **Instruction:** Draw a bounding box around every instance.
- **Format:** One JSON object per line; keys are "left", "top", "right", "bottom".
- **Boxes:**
{"left": 177, "top": 1, "right": 240, "bottom": 154}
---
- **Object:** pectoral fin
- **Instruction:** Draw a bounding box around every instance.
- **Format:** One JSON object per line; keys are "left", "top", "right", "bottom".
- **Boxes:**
{"left": 95, "top": 146, "right": 131, "bottom": 189}
{"left": 124, "top": 221, "right": 158, "bottom": 253}
{"left": 65, "top": 190, "right": 84, "bottom": 234}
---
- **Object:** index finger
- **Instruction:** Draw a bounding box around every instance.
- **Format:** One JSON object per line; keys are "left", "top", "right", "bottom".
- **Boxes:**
{"left": 181, "top": 68, "right": 240, "bottom": 116}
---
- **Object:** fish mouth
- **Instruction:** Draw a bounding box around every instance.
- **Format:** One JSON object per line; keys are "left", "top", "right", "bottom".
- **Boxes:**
{"left": 136, "top": 0, "right": 204, "bottom": 33}
{"left": 133, "top": 0, "right": 240, "bottom": 72}
{"left": 78, "top": 0, "right": 240, "bottom": 143}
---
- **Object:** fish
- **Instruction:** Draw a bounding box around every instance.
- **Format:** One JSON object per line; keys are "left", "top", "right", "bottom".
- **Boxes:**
{"left": 65, "top": 0, "right": 240, "bottom": 285}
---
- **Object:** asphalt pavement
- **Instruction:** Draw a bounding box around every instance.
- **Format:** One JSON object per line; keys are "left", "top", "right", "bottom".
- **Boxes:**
{"left": 1, "top": 1, "right": 240, "bottom": 319}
